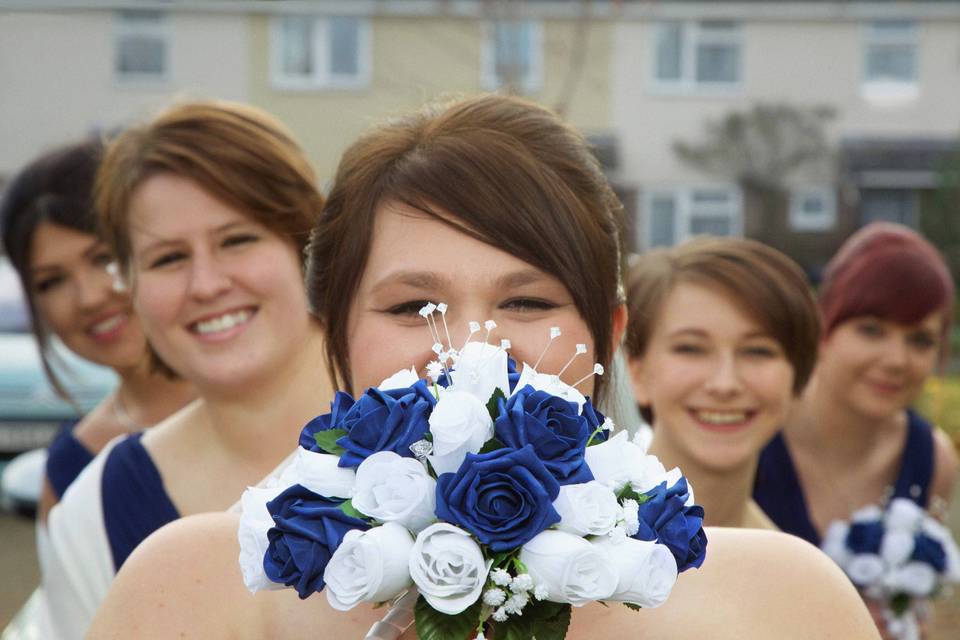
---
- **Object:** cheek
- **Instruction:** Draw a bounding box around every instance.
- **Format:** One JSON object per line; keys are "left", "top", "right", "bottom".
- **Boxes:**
{"left": 34, "top": 292, "right": 73, "bottom": 334}
{"left": 131, "top": 276, "right": 183, "bottom": 335}
{"left": 753, "top": 363, "right": 795, "bottom": 414}
{"left": 644, "top": 356, "right": 702, "bottom": 409}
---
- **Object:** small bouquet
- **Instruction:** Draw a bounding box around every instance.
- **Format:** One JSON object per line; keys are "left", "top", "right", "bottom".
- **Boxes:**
{"left": 239, "top": 305, "right": 707, "bottom": 640}
{"left": 822, "top": 497, "right": 960, "bottom": 640}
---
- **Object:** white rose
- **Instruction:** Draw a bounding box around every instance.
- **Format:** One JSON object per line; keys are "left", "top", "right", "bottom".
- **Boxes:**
{"left": 591, "top": 536, "right": 678, "bottom": 608}
{"left": 921, "top": 518, "right": 960, "bottom": 581}
{"left": 447, "top": 341, "right": 509, "bottom": 405}
{"left": 426, "top": 390, "right": 493, "bottom": 476}
{"left": 324, "top": 523, "right": 415, "bottom": 611}
{"left": 519, "top": 530, "right": 617, "bottom": 607}
{"left": 885, "top": 498, "right": 923, "bottom": 532}
{"left": 379, "top": 366, "right": 421, "bottom": 390}
{"left": 553, "top": 481, "right": 620, "bottom": 537}
{"left": 352, "top": 451, "right": 436, "bottom": 534}
{"left": 584, "top": 431, "right": 664, "bottom": 493}
{"left": 850, "top": 505, "right": 884, "bottom": 524}
{"left": 287, "top": 447, "right": 356, "bottom": 499}
{"left": 846, "top": 553, "right": 885, "bottom": 587}
{"left": 512, "top": 364, "right": 586, "bottom": 412}
{"left": 885, "top": 561, "right": 938, "bottom": 597}
{"left": 237, "top": 483, "right": 287, "bottom": 593}
{"left": 880, "top": 529, "right": 916, "bottom": 567}
{"left": 409, "top": 523, "right": 492, "bottom": 615}
{"left": 821, "top": 521, "right": 852, "bottom": 566}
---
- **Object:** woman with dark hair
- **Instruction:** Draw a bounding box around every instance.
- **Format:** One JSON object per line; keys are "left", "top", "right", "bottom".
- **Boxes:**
{"left": 39, "top": 102, "right": 332, "bottom": 640}
{"left": 625, "top": 237, "right": 820, "bottom": 529}
{"left": 0, "top": 140, "right": 193, "bottom": 521}
{"left": 88, "top": 95, "right": 878, "bottom": 640}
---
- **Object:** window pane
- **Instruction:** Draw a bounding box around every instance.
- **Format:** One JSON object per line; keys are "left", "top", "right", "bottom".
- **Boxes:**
{"left": 690, "top": 216, "right": 732, "bottom": 236}
{"left": 866, "top": 44, "right": 915, "bottom": 82}
{"left": 870, "top": 20, "right": 914, "bottom": 37}
{"left": 117, "top": 36, "right": 164, "bottom": 74}
{"left": 281, "top": 17, "right": 313, "bottom": 76}
{"left": 691, "top": 189, "right": 732, "bottom": 206}
{"left": 330, "top": 16, "right": 359, "bottom": 76}
{"left": 695, "top": 42, "right": 738, "bottom": 83}
{"left": 119, "top": 9, "right": 163, "bottom": 26}
{"left": 801, "top": 194, "right": 825, "bottom": 214}
{"left": 649, "top": 196, "right": 676, "bottom": 247}
{"left": 655, "top": 23, "right": 683, "bottom": 81}
{"left": 494, "top": 21, "right": 532, "bottom": 85}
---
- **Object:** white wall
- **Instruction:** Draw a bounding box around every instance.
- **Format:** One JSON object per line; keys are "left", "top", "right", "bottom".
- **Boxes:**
{"left": 0, "top": 10, "right": 249, "bottom": 176}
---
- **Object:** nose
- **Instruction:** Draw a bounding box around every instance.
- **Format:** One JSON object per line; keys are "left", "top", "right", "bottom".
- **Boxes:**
{"left": 187, "top": 251, "right": 232, "bottom": 301}
{"left": 880, "top": 335, "right": 910, "bottom": 370}
{"left": 704, "top": 352, "right": 743, "bottom": 399}
{"left": 75, "top": 267, "right": 112, "bottom": 312}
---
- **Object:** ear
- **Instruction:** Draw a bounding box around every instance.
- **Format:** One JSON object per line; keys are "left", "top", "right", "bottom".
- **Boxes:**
{"left": 626, "top": 354, "right": 652, "bottom": 406}
{"left": 611, "top": 303, "right": 628, "bottom": 347}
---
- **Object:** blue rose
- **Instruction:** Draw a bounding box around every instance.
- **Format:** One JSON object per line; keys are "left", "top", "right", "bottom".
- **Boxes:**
{"left": 299, "top": 392, "right": 355, "bottom": 452}
{"left": 435, "top": 445, "right": 561, "bottom": 552}
{"left": 911, "top": 533, "right": 947, "bottom": 572}
{"left": 633, "top": 477, "right": 708, "bottom": 572}
{"left": 263, "top": 484, "right": 369, "bottom": 599}
{"left": 846, "top": 522, "right": 883, "bottom": 555}
{"left": 300, "top": 381, "right": 435, "bottom": 468}
{"left": 493, "top": 385, "right": 594, "bottom": 485}
{"left": 581, "top": 399, "right": 609, "bottom": 444}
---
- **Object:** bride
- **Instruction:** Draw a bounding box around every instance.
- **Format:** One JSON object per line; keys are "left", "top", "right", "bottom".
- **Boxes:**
{"left": 87, "top": 95, "right": 878, "bottom": 639}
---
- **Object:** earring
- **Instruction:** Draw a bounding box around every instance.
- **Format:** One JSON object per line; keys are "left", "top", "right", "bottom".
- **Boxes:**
{"left": 106, "top": 261, "right": 127, "bottom": 293}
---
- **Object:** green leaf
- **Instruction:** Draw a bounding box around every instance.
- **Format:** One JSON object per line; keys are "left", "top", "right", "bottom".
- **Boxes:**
{"left": 313, "top": 428, "right": 348, "bottom": 455}
{"left": 338, "top": 499, "right": 365, "bottom": 520}
{"left": 622, "top": 602, "right": 642, "bottom": 612}
{"left": 486, "top": 387, "right": 507, "bottom": 421}
{"left": 478, "top": 438, "right": 507, "bottom": 455}
{"left": 414, "top": 595, "right": 482, "bottom": 640}
{"left": 495, "top": 601, "right": 571, "bottom": 640}
{"left": 890, "top": 592, "right": 912, "bottom": 617}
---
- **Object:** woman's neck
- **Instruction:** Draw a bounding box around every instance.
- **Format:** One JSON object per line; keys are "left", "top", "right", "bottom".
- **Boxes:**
{"left": 194, "top": 327, "right": 333, "bottom": 473}
{"left": 788, "top": 375, "right": 904, "bottom": 465}
{"left": 114, "top": 361, "right": 195, "bottom": 428}
{"left": 648, "top": 429, "right": 761, "bottom": 529}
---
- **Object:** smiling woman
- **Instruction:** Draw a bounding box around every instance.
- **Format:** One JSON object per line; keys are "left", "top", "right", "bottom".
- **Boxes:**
{"left": 624, "top": 237, "right": 820, "bottom": 530}
{"left": 38, "top": 102, "right": 332, "bottom": 640}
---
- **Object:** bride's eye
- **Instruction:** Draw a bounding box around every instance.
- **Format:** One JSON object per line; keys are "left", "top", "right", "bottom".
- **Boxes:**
{"left": 385, "top": 300, "right": 432, "bottom": 316}
{"left": 500, "top": 297, "right": 556, "bottom": 313}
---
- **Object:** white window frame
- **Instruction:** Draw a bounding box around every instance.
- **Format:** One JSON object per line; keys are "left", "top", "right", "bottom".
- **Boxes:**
{"left": 862, "top": 20, "right": 918, "bottom": 101}
{"left": 649, "top": 21, "right": 742, "bottom": 94}
{"left": 114, "top": 10, "right": 169, "bottom": 85}
{"left": 641, "top": 186, "right": 743, "bottom": 249}
{"left": 481, "top": 20, "right": 544, "bottom": 93}
{"left": 789, "top": 186, "right": 837, "bottom": 232}
{"left": 269, "top": 15, "right": 371, "bottom": 91}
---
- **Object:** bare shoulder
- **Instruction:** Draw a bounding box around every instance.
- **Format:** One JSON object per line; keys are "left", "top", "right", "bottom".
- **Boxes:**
{"left": 930, "top": 426, "right": 958, "bottom": 507}
{"left": 87, "top": 512, "right": 262, "bottom": 640}
{"left": 571, "top": 528, "right": 879, "bottom": 639}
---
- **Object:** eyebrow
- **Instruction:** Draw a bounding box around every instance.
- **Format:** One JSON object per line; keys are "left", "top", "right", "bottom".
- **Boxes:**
{"left": 667, "top": 327, "right": 774, "bottom": 340}
{"left": 31, "top": 237, "right": 104, "bottom": 274}
{"left": 134, "top": 220, "right": 250, "bottom": 255}
{"left": 368, "top": 267, "right": 550, "bottom": 296}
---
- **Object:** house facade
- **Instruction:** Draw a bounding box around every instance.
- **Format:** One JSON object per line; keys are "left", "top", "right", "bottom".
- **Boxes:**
{"left": 611, "top": 1, "right": 960, "bottom": 275}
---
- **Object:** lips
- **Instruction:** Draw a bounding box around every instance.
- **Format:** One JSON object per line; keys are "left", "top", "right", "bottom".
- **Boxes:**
{"left": 85, "top": 312, "right": 129, "bottom": 343}
{"left": 187, "top": 307, "right": 257, "bottom": 340}
{"left": 688, "top": 408, "right": 756, "bottom": 431}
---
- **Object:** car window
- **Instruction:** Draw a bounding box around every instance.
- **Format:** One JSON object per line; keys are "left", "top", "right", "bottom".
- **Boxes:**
{"left": 0, "top": 257, "right": 30, "bottom": 333}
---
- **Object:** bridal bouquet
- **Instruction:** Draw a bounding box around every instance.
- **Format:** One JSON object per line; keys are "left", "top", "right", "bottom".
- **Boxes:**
{"left": 822, "top": 498, "right": 960, "bottom": 640}
{"left": 239, "top": 307, "right": 707, "bottom": 640}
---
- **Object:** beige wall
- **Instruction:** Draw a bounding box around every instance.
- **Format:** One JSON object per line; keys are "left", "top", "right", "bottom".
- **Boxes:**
{"left": 248, "top": 15, "right": 613, "bottom": 183}
{"left": 612, "top": 18, "right": 960, "bottom": 189}
{"left": 0, "top": 10, "right": 249, "bottom": 176}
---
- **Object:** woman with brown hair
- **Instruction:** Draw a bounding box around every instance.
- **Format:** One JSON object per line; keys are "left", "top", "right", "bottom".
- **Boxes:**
{"left": 88, "top": 95, "right": 877, "bottom": 640}
{"left": 40, "top": 101, "right": 332, "bottom": 640}
{"left": 624, "top": 237, "right": 820, "bottom": 530}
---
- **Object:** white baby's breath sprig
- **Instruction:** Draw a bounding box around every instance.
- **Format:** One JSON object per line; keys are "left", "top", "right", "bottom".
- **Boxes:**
{"left": 510, "top": 573, "right": 533, "bottom": 593}
{"left": 621, "top": 498, "right": 640, "bottom": 537}
{"left": 504, "top": 592, "right": 529, "bottom": 615}
{"left": 483, "top": 588, "right": 507, "bottom": 607}
{"left": 490, "top": 568, "right": 512, "bottom": 587}
{"left": 533, "top": 583, "right": 549, "bottom": 601}
{"left": 492, "top": 607, "right": 508, "bottom": 622}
